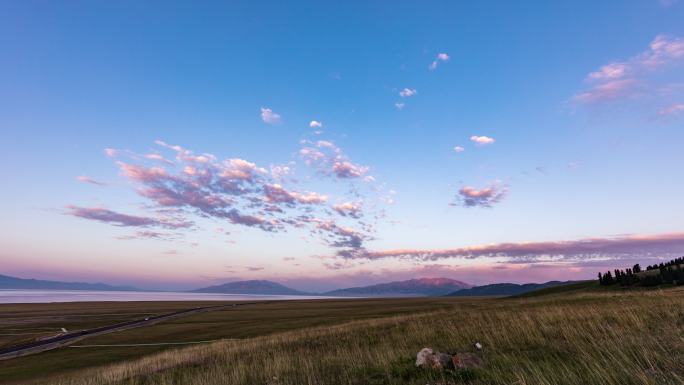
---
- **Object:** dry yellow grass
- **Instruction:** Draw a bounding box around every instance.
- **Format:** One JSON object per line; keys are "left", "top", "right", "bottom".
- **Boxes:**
{"left": 54, "top": 288, "right": 684, "bottom": 385}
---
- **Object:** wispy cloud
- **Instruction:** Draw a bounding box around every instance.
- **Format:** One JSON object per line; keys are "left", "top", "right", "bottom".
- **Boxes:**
{"left": 116, "top": 230, "right": 176, "bottom": 240}
{"left": 260, "top": 107, "right": 281, "bottom": 124}
{"left": 65, "top": 206, "right": 192, "bottom": 229}
{"left": 299, "top": 139, "right": 370, "bottom": 179}
{"left": 574, "top": 34, "right": 684, "bottom": 104}
{"left": 429, "top": 52, "right": 450, "bottom": 70}
{"left": 659, "top": 103, "right": 684, "bottom": 116}
{"left": 395, "top": 102, "right": 405, "bottom": 110}
{"left": 453, "top": 146, "right": 465, "bottom": 153}
{"left": 75, "top": 176, "right": 107, "bottom": 186}
{"left": 144, "top": 153, "right": 174, "bottom": 165}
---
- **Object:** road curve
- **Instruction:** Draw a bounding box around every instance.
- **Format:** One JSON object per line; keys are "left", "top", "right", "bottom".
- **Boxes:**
{"left": 0, "top": 301, "right": 269, "bottom": 360}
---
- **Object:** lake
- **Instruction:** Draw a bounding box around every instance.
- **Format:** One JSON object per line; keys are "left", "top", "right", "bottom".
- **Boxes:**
{"left": 0, "top": 289, "right": 326, "bottom": 304}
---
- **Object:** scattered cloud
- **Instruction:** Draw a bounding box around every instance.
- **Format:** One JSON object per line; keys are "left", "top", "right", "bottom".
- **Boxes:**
{"left": 245, "top": 266, "right": 265, "bottom": 272}
{"left": 300, "top": 139, "right": 370, "bottom": 179}
{"left": 70, "top": 140, "right": 378, "bottom": 258}
{"left": 429, "top": 52, "right": 450, "bottom": 70}
{"left": 395, "top": 102, "right": 405, "bottom": 110}
{"left": 309, "top": 120, "right": 323, "bottom": 128}
{"left": 453, "top": 183, "right": 508, "bottom": 208}
{"left": 399, "top": 88, "right": 417, "bottom": 98}
{"left": 75, "top": 176, "right": 107, "bottom": 186}
{"left": 453, "top": 146, "right": 465, "bottom": 153}
{"left": 470, "top": 135, "right": 495, "bottom": 145}
{"left": 260, "top": 107, "right": 281, "bottom": 124}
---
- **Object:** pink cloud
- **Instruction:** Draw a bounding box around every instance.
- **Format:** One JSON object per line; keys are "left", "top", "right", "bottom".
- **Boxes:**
{"left": 573, "top": 79, "right": 636, "bottom": 103}
{"left": 260, "top": 107, "right": 281, "bottom": 124}
{"left": 659, "top": 103, "right": 684, "bottom": 116}
{"left": 263, "top": 184, "right": 328, "bottom": 205}
{"left": 332, "top": 161, "right": 369, "bottom": 178}
{"left": 429, "top": 52, "right": 449, "bottom": 70}
{"left": 575, "top": 34, "right": 684, "bottom": 104}
{"left": 333, "top": 202, "right": 363, "bottom": 218}
{"left": 300, "top": 139, "right": 370, "bottom": 179}
{"left": 144, "top": 153, "right": 174, "bottom": 165}
{"left": 454, "top": 183, "right": 508, "bottom": 208}
{"left": 71, "top": 140, "right": 375, "bottom": 254}
{"left": 65, "top": 206, "right": 192, "bottom": 229}
{"left": 75, "top": 175, "right": 107, "bottom": 186}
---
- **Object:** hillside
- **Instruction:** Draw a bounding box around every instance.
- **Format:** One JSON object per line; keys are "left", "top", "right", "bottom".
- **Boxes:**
{"left": 447, "top": 280, "right": 575, "bottom": 297}
{"left": 0, "top": 274, "right": 140, "bottom": 291}
{"left": 191, "top": 280, "right": 309, "bottom": 295}
{"left": 325, "top": 278, "right": 471, "bottom": 297}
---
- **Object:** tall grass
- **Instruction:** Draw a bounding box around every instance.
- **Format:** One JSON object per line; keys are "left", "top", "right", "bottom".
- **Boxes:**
{"left": 56, "top": 289, "right": 684, "bottom": 385}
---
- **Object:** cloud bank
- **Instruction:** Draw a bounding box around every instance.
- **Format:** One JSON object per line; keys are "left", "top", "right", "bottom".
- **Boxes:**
{"left": 340, "top": 232, "right": 684, "bottom": 263}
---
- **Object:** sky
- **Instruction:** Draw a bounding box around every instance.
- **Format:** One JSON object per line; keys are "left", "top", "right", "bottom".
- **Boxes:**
{"left": 1, "top": 1, "right": 684, "bottom": 292}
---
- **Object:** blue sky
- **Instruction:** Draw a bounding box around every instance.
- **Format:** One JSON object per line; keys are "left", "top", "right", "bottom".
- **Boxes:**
{"left": 2, "top": 1, "right": 684, "bottom": 291}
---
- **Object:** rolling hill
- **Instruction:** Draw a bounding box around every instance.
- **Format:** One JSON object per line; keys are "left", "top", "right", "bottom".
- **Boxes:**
{"left": 446, "top": 280, "right": 575, "bottom": 297}
{"left": 324, "top": 278, "right": 472, "bottom": 297}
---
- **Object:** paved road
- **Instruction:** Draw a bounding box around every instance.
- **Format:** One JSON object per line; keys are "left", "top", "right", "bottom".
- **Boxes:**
{"left": 0, "top": 301, "right": 268, "bottom": 360}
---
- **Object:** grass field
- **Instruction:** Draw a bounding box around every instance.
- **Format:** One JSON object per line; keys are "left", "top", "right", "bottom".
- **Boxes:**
{"left": 4, "top": 285, "right": 684, "bottom": 385}
{"left": 0, "top": 297, "right": 468, "bottom": 384}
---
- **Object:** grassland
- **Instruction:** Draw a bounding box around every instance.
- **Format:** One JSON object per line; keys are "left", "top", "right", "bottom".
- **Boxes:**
{"left": 0, "top": 297, "right": 465, "bottom": 384}
{"left": 4, "top": 286, "right": 684, "bottom": 385}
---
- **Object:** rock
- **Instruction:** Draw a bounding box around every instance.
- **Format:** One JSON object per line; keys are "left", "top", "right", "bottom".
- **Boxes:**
{"left": 452, "top": 352, "right": 484, "bottom": 369}
{"left": 415, "top": 348, "right": 454, "bottom": 369}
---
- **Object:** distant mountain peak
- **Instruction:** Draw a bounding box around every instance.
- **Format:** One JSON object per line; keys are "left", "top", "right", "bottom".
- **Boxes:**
{"left": 191, "top": 280, "right": 309, "bottom": 295}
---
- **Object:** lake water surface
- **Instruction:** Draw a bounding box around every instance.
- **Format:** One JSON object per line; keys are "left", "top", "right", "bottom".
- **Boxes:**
{"left": 0, "top": 289, "right": 325, "bottom": 304}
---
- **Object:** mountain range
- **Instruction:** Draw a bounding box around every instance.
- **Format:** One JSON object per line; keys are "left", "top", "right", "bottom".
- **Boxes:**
{"left": 0, "top": 274, "right": 140, "bottom": 291}
{"left": 323, "top": 278, "right": 472, "bottom": 297}
{"left": 191, "top": 280, "right": 309, "bottom": 295}
{"left": 447, "top": 281, "right": 574, "bottom": 297}
{"left": 1, "top": 274, "right": 576, "bottom": 298}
